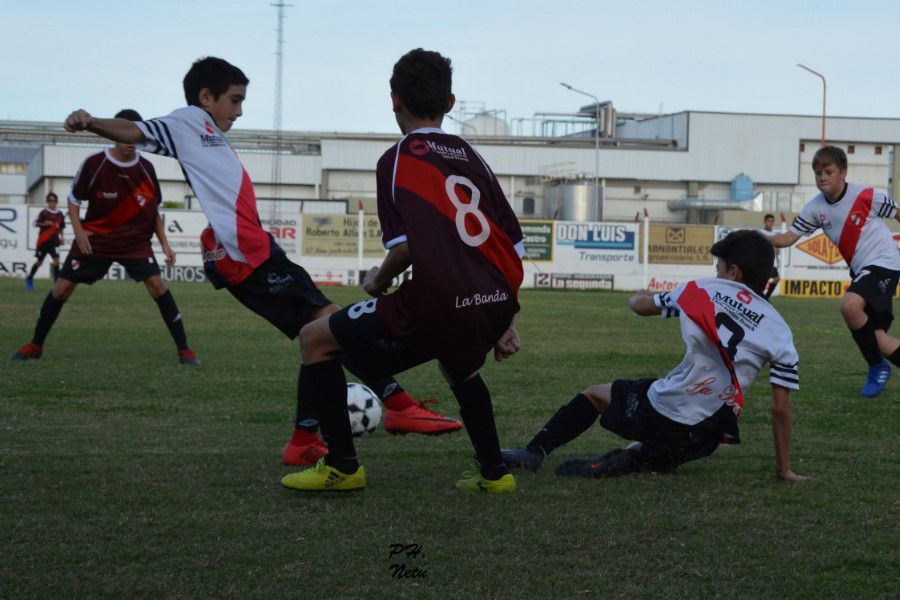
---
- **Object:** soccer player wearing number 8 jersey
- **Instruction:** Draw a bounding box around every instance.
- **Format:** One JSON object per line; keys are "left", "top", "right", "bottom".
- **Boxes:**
{"left": 502, "top": 230, "right": 808, "bottom": 482}
{"left": 769, "top": 146, "right": 900, "bottom": 398}
{"left": 281, "top": 49, "right": 526, "bottom": 493}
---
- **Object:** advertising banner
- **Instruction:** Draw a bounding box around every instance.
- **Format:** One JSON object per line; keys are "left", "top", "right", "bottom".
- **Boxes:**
{"left": 519, "top": 220, "right": 553, "bottom": 261}
{"left": 553, "top": 221, "right": 639, "bottom": 273}
{"left": 782, "top": 278, "right": 900, "bottom": 299}
{"left": 648, "top": 225, "right": 714, "bottom": 265}
{"left": 0, "top": 205, "right": 29, "bottom": 277}
{"left": 301, "top": 214, "right": 384, "bottom": 258}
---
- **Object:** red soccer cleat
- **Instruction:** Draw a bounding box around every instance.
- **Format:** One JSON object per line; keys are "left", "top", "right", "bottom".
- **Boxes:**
{"left": 10, "top": 342, "right": 42, "bottom": 361}
{"left": 383, "top": 399, "right": 463, "bottom": 436}
{"left": 178, "top": 348, "right": 202, "bottom": 367}
{"left": 282, "top": 440, "right": 329, "bottom": 466}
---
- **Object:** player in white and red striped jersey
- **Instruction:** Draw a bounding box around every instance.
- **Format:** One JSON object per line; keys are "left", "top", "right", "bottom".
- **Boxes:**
{"left": 503, "top": 230, "right": 807, "bottom": 482}
{"left": 281, "top": 49, "right": 524, "bottom": 494}
{"left": 59, "top": 57, "right": 460, "bottom": 465}
{"left": 770, "top": 146, "right": 900, "bottom": 398}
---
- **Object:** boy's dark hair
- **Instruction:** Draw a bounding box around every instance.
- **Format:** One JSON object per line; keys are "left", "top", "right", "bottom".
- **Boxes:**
{"left": 709, "top": 229, "right": 774, "bottom": 296}
{"left": 390, "top": 49, "right": 452, "bottom": 119}
{"left": 763, "top": 213, "right": 774, "bottom": 220}
{"left": 812, "top": 145, "right": 848, "bottom": 171}
{"left": 183, "top": 57, "right": 249, "bottom": 107}
{"left": 46, "top": 191, "right": 58, "bottom": 202}
{"left": 114, "top": 109, "right": 142, "bottom": 122}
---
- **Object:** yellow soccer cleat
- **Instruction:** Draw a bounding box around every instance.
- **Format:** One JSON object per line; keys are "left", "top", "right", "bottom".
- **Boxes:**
{"left": 454, "top": 466, "right": 516, "bottom": 494}
{"left": 281, "top": 458, "right": 366, "bottom": 492}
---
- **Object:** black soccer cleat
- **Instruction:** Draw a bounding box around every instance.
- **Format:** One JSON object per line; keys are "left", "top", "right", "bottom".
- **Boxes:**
{"left": 554, "top": 448, "right": 643, "bottom": 478}
{"left": 501, "top": 447, "right": 545, "bottom": 472}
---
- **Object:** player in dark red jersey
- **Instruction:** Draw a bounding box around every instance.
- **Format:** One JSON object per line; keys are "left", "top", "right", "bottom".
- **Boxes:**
{"left": 11, "top": 109, "right": 200, "bottom": 366}
{"left": 24, "top": 192, "right": 66, "bottom": 290}
{"left": 281, "top": 49, "right": 525, "bottom": 494}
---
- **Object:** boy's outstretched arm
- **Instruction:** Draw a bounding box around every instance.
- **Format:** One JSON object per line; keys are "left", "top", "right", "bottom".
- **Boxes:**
{"left": 771, "top": 384, "right": 809, "bottom": 482}
{"left": 362, "top": 242, "right": 411, "bottom": 297}
{"left": 628, "top": 290, "right": 661, "bottom": 316}
{"left": 64, "top": 109, "right": 144, "bottom": 144}
{"left": 768, "top": 230, "right": 801, "bottom": 248}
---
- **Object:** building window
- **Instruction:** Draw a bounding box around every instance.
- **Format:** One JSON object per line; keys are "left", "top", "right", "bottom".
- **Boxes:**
{"left": 847, "top": 145, "right": 855, "bottom": 154}
{"left": 875, "top": 145, "right": 882, "bottom": 155}
{"left": 633, "top": 185, "right": 641, "bottom": 194}
{"left": 522, "top": 196, "right": 534, "bottom": 215}
{"left": 799, "top": 143, "right": 805, "bottom": 152}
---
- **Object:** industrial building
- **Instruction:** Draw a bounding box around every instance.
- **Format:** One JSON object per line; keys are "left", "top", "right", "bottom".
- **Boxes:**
{"left": 2, "top": 105, "right": 899, "bottom": 225}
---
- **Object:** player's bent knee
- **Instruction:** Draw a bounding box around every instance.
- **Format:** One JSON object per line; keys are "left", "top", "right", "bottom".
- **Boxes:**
{"left": 52, "top": 279, "right": 76, "bottom": 302}
{"left": 298, "top": 317, "right": 342, "bottom": 363}
{"left": 144, "top": 276, "right": 167, "bottom": 298}
{"left": 582, "top": 384, "right": 611, "bottom": 413}
{"left": 310, "top": 303, "right": 340, "bottom": 320}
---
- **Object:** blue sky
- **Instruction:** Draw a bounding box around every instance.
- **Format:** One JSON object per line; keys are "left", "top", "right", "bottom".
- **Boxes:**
{"left": 2, "top": 0, "right": 898, "bottom": 133}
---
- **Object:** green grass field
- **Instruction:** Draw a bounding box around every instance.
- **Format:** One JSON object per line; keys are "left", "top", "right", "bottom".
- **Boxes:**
{"left": 1, "top": 278, "right": 897, "bottom": 598}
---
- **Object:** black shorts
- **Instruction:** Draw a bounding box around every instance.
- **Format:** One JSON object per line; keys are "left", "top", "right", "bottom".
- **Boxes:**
{"left": 770, "top": 266, "right": 780, "bottom": 279}
{"left": 226, "top": 251, "right": 332, "bottom": 339}
{"left": 58, "top": 254, "right": 161, "bottom": 284}
{"left": 848, "top": 265, "right": 899, "bottom": 331}
{"left": 601, "top": 378, "right": 721, "bottom": 471}
{"left": 329, "top": 299, "right": 485, "bottom": 384}
{"left": 35, "top": 243, "right": 59, "bottom": 261}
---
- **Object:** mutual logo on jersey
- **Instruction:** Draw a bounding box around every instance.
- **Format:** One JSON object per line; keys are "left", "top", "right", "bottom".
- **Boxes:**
{"left": 556, "top": 223, "right": 635, "bottom": 250}
{"left": 736, "top": 290, "right": 752, "bottom": 304}
{"left": 204, "top": 120, "right": 215, "bottom": 134}
{"left": 200, "top": 121, "right": 226, "bottom": 148}
{"left": 713, "top": 291, "right": 765, "bottom": 325}
{"left": 423, "top": 140, "right": 468, "bottom": 161}
{"left": 796, "top": 233, "right": 843, "bottom": 265}
{"left": 409, "top": 140, "right": 430, "bottom": 156}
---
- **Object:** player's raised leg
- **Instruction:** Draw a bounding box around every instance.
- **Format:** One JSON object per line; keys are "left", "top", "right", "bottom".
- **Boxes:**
{"left": 143, "top": 274, "right": 200, "bottom": 366}
{"left": 11, "top": 278, "right": 77, "bottom": 360}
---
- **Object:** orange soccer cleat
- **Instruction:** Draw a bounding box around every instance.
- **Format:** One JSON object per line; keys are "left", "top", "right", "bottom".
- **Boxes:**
{"left": 383, "top": 399, "right": 463, "bottom": 436}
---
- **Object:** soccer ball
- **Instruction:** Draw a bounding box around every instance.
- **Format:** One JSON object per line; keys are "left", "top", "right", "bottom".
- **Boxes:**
{"left": 347, "top": 383, "right": 382, "bottom": 437}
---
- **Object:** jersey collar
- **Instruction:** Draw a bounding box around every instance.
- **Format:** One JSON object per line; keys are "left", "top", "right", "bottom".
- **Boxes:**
{"left": 824, "top": 182, "right": 849, "bottom": 205}
{"left": 104, "top": 148, "right": 140, "bottom": 168}
{"left": 409, "top": 127, "right": 445, "bottom": 135}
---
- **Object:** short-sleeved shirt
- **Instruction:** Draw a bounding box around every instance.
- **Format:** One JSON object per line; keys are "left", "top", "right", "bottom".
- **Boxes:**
{"left": 651, "top": 278, "right": 799, "bottom": 438}
{"left": 35, "top": 208, "right": 65, "bottom": 247}
{"left": 67, "top": 149, "right": 161, "bottom": 259}
{"left": 375, "top": 128, "right": 525, "bottom": 361}
{"left": 790, "top": 183, "right": 900, "bottom": 273}
{"left": 134, "top": 106, "right": 270, "bottom": 285}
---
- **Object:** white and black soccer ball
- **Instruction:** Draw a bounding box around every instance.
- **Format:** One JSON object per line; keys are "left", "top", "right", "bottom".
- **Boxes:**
{"left": 346, "top": 383, "right": 382, "bottom": 437}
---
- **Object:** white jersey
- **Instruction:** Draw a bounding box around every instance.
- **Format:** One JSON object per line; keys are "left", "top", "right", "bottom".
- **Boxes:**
{"left": 135, "top": 106, "right": 270, "bottom": 285}
{"left": 757, "top": 227, "right": 778, "bottom": 239}
{"left": 790, "top": 183, "right": 900, "bottom": 273}
{"left": 651, "top": 278, "right": 799, "bottom": 434}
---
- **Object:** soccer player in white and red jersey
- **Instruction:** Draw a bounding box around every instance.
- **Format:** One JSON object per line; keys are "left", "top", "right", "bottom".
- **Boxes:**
{"left": 503, "top": 230, "right": 808, "bottom": 482}
{"left": 11, "top": 109, "right": 199, "bottom": 365}
{"left": 58, "top": 57, "right": 459, "bottom": 465}
{"left": 769, "top": 146, "right": 900, "bottom": 397}
{"left": 281, "top": 49, "right": 525, "bottom": 493}
{"left": 24, "top": 191, "right": 66, "bottom": 289}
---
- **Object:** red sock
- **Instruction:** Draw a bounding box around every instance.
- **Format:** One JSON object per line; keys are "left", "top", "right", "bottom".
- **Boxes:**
{"left": 290, "top": 428, "right": 320, "bottom": 445}
{"left": 382, "top": 390, "right": 417, "bottom": 411}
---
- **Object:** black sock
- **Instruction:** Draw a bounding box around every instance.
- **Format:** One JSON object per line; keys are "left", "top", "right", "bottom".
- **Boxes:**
{"left": 51, "top": 264, "right": 59, "bottom": 281}
{"left": 888, "top": 347, "right": 900, "bottom": 368}
{"left": 154, "top": 290, "right": 188, "bottom": 351}
{"left": 27, "top": 263, "right": 39, "bottom": 279}
{"left": 850, "top": 321, "right": 883, "bottom": 367}
{"left": 294, "top": 368, "right": 318, "bottom": 431}
{"left": 450, "top": 374, "right": 506, "bottom": 480}
{"left": 32, "top": 292, "right": 64, "bottom": 346}
{"left": 763, "top": 285, "right": 774, "bottom": 300}
{"left": 526, "top": 393, "right": 599, "bottom": 456}
{"left": 300, "top": 360, "right": 357, "bottom": 473}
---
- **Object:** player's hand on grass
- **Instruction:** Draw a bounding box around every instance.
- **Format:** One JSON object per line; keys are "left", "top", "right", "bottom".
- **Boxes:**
{"left": 777, "top": 470, "right": 809, "bottom": 482}
{"left": 362, "top": 266, "right": 388, "bottom": 297}
{"left": 65, "top": 109, "right": 93, "bottom": 132}
{"left": 494, "top": 325, "right": 521, "bottom": 362}
{"left": 74, "top": 228, "right": 92, "bottom": 254}
{"left": 163, "top": 244, "right": 176, "bottom": 267}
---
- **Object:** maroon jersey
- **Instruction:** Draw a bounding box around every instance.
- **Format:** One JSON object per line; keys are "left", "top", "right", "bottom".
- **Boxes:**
{"left": 375, "top": 128, "right": 524, "bottom": 361}
{"left": 35, "top": 209, "right": 65, "bottom": 247}
{"left": 67, "top": 149, "right": 161, "bottom": 259}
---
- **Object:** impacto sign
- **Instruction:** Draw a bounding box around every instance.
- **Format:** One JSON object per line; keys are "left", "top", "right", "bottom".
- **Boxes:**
{"left": 301, "top": 214, "right": 385, "bottom": 258}
{"left": 782, "top": 279, "right": 900, "bottom": 299}
{"left": 519, "top": 220, "right": 553, "bottom": 261}
{"left": 648, "top": 225, "right": 714, "bottom": 265}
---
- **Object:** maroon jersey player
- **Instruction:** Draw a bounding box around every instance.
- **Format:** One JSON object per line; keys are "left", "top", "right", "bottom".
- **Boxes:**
{"left": 11, "top": 109, "right": 200, "bottom": 366}
{"left": 281, "top": 49, "right": 525, "bottom": 494}
{"left": 25, "top": 192, "right": 66, "bottom": 288}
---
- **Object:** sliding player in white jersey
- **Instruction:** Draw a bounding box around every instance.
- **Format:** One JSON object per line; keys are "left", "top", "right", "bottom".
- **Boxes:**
{"left": 769, "top": 146, "right": 900, "bottom": 398}
{"left": 502, "top": 230, "right": 808, "bottom": 481}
